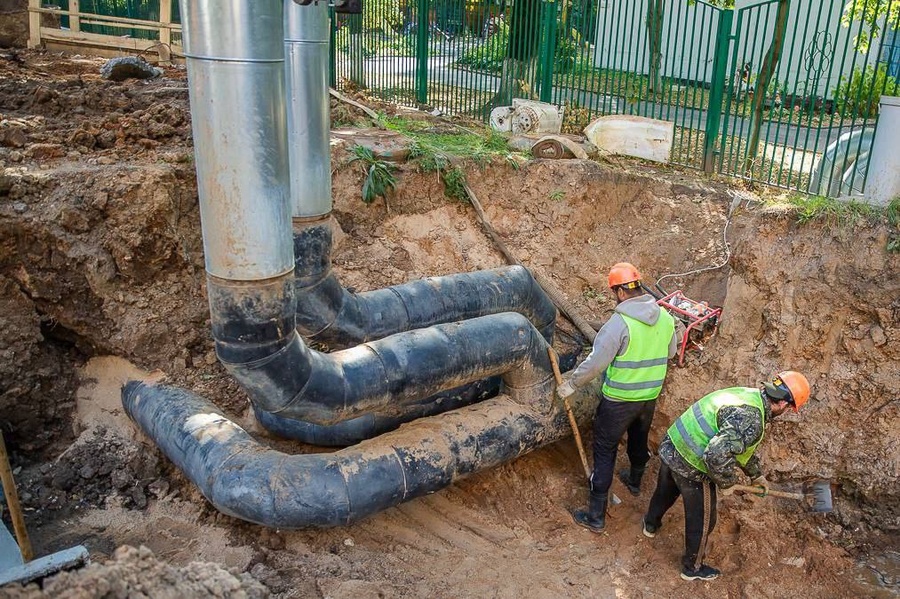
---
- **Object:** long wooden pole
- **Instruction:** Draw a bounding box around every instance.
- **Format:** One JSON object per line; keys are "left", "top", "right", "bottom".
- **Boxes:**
{"left": 0, "top": 432, "right": 33, "bottom": 562}
{"left": 547, "top": 347, "right": 591, "bottom": 479}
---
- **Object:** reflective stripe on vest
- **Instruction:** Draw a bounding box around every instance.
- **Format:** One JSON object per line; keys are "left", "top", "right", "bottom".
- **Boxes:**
{"left": 601, "top": 309, "right": 675, "bottom": 401}
{"left": 667, "top": 388, "right": 766, "bottom": 474}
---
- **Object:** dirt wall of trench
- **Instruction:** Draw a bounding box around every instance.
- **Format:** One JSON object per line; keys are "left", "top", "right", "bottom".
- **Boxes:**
{"left": 2, "top": 150, "right": 898, "bottom": 532}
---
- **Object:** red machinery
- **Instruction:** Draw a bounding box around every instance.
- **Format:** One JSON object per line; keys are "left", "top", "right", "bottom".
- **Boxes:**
{"left": 656, "top": 291, "right": 722, "bottom": 366}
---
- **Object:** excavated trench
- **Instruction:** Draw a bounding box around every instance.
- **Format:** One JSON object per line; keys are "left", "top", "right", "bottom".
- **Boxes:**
{"left": 0, "top": 52, "right": 898, "bottom": 597}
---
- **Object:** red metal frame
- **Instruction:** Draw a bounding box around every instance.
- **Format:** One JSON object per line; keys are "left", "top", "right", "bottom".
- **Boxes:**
{"left": 656, "top": 291, "right": 722, "bottom": 366}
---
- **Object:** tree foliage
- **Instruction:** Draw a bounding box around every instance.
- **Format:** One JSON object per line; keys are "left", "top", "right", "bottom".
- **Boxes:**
{"left": 363, "top": 0, "right": 404, "bottom": 33}
{"left": 841, "top": 0, "right": 900, "bottom": 53}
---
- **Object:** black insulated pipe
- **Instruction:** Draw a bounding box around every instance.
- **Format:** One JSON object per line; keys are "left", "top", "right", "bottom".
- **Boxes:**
{"left": 210, "top": 271, "right": 556, "bottom": 424}
{"left": 256, "top": 347, "right": 579, "bottom": 446}
{"left": 253, "top": 377, "right": 499, "bottom": 446}
{"left": 293, "top": 219, "right": 557, "bottom": 348}
{"left": 123, "top": 381, "right": 587, "bottom": 528}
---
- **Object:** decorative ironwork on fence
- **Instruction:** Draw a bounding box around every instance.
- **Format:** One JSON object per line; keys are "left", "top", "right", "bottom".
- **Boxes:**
{"left": 332, "top": 0, "right": 900, "bottom": 198}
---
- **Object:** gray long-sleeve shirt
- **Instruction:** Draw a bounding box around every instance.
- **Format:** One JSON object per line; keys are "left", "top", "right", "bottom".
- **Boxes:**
{"left": 569, "top": 294, "right": 682, "bottom": 397}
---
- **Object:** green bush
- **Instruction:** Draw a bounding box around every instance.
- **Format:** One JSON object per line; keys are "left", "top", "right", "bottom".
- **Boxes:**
{"left": 457, "top": 21, "right": 510, "bottom": 73}
{"left": 833, "top": 64, "right": 900, "bottom": 118}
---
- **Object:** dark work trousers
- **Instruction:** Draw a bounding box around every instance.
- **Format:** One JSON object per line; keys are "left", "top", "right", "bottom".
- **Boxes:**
{"left": 645, "top": 461, "right": 718, "bottom": 570}
{"left": 589, "top": 395, "right": 656, "bottom": 495}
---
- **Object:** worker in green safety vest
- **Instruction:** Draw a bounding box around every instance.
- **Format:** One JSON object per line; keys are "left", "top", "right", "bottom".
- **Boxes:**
{"left": 557, "top": 262, "right": 682, "bottom": 533}
{"left": 641, "top": 371, "right": 811, "bottom": 582}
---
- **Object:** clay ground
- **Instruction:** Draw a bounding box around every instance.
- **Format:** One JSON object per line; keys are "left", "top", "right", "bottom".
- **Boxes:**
{"left": 0, "top": 52, "right": 898, "bottom": 598}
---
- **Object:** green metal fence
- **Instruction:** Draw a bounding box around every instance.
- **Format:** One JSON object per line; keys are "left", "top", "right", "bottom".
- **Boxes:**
{"left": 332, "top": 0, "right": 900, "bottom": 197}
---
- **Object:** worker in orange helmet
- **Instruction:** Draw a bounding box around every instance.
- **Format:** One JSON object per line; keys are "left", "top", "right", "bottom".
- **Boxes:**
{"left": 557, "top": 262, "right": 683, "bottom": 533}
{"left": 641, "top": 371, "right": 811, "bottom": 581}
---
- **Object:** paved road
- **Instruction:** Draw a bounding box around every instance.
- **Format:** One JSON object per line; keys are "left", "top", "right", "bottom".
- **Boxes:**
{"left": 336, "top": 51, "right": 873, "bottom": 156}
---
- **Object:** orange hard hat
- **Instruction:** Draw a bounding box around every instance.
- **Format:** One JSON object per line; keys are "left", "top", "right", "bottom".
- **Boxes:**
{"left": 764, "top": 371, "right": 810, "bottom": 412}
{"left": 608, "top": 262, "right": 642, "bottom": 289}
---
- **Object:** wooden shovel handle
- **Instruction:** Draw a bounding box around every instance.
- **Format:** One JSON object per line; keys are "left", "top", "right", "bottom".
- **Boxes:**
{"left": 547, "top": 348, "right": 591, "bottom": 479}
{"left": 0, "top": 431, "right": 33, "bottom": 561}
{"left": 730, "top": 484, "right": 804, "bottom": 500}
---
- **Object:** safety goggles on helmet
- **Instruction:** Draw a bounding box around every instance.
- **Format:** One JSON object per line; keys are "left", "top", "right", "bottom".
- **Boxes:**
{"left": 614, "top": 280, "right": 642, "bottom": 291}
{"left": 763, "top": 375, "right": 794, "bottom": 405}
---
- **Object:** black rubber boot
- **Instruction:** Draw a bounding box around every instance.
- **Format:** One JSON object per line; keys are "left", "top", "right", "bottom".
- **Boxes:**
{"left": 617, "top": 467, "right": 645, "bottom": 496}
{"left": 572, "top": 491, "right": 607, "bottom": 533}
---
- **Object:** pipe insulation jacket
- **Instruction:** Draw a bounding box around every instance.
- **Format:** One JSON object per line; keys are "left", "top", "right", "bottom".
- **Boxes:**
{"left": 181, "top": 0, "right": 293, "bottom": 282}
{"left": 122, "top": 381, "right": 592, "bottom": 528}
{"left": 210, "top": 273, "right": 556, "bottom": 425}
{"left": 293, "top": 220, "right": 557, "bottom": 347}
{"left": 254, "top": 377, "right": 500, "bottom": 446}
{"left": 255, "top": 343, "right": 578, "bottom": 446}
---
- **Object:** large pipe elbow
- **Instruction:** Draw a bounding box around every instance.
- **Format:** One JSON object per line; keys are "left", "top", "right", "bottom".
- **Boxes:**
{"left": 223, "top": 311, "right": 553, "bottom": 426}
{"left": 123, "top": 381, "right": 571, "bottom": 528}
{"left": 292, "top": 220, "right": 557, "bottom": 347}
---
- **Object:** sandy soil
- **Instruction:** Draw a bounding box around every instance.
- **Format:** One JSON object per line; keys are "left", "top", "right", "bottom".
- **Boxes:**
{"left": 1, "top": 51, "right": 898, "bottom": 599}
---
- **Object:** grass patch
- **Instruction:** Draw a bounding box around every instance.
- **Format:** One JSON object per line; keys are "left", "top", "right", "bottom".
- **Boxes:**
{"left": 382, "top": 115, "right": 523, "bottom": 202}
{"left": 381, "top": 115, "right": 512, "bottom": 159}
{"left": 769, "top": 196, "right": 900, "bottom": 252}
{"left": 781, "top": 194, "right": 884, "bottom": 226}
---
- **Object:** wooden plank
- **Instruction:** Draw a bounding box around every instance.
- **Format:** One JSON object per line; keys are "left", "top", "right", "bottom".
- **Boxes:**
{"left": 42, "top": 41, "right": 183, "bottom": 63}
{"left": 68, "top": 0, "right": 80, "bottom": 32}
{"left": 30, "top": 6, "right": 182, "bottom": 30}
{"left": 40, "top": 27, "right": 184, "bottom": 58}
{"left": 77, "top": 19, "right": 167, "bottom": 33}
{"left": 27, "top": 0, "right": 42, "bottom": 49}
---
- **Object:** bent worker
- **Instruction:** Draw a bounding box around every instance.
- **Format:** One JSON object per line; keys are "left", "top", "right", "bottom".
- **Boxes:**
{"left": 557, "top": 262, "right": 680, "bottom": 532}
{"left": 641, "top": 371, "right": 810, "bottom": 581}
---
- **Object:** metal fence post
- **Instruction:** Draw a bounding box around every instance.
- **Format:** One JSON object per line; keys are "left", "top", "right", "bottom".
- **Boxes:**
{"left": 329, "top": 6, "right": 337, "bottom": 88}
{"left": 538, "top": 0, "right": 557, "bottom": 103}
{"left": 703, "top": 7, "right": 733, "bottom": 173}
{"left": 415, "top": 0, "right": 430, "bottom": 105}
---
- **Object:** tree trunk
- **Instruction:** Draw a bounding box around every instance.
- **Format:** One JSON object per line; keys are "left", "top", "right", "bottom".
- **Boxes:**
{"left": 744, "top": 0, "right": 790, "bottom": 176}
{"left": 646, "top": 0, "right": 664, "bottom": 93}
{"left": 480, "top": 0, "right": 542, "bottom": 116}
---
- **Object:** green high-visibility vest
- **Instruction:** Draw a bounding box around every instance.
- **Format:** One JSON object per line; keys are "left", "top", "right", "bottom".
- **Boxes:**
{"left": 668, "top": 387, "right": 765, "bottom": 474}
{"left": 601, "top": 310, "right": 675, "bottom": 401}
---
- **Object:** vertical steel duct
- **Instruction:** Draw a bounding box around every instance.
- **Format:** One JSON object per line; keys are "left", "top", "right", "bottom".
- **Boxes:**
{"left": 183, "top": 1, "right": 293, "bottom": 284}
{"left": 285, "top": 0, "right": 332, "bottom": 219}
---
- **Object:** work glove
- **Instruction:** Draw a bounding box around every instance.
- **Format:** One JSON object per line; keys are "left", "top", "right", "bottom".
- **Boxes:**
{"left": 556, "top": 378, "right": 576, "bottom": 399}
{"left": 750, "top": 475, "right": 770, "bottom": 496}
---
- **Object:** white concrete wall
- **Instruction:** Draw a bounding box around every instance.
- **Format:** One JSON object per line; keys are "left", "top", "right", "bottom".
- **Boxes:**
{"left": 592, "top": 0, "right": 887, "bottom": 99}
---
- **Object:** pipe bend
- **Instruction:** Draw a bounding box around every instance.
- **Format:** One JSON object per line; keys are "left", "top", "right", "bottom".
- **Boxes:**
{"left": 292, "top": 221, "right": 557, "bottom": 348}
{"left": 123, "top": 380, "right": 562, "bottom": 528}
{"left": 228, "top": 311, "right": 553, "bottom": 426}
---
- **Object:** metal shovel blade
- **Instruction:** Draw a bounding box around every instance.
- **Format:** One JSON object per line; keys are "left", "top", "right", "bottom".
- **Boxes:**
{"left": 809, "top": 480, "right": 833, "bottom": 513}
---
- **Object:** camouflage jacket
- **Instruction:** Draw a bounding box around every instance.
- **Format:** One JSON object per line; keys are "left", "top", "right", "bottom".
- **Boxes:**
{"left": 658, "top": 399, "right": 772, "bottom": 487}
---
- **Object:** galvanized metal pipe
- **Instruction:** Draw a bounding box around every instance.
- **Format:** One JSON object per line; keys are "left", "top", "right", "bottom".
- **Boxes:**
{"left": 285, "top": 0, "right": 332, "bottom": 218}
{"left": 180, "top": 0, "right": 293, "bottom": 281}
